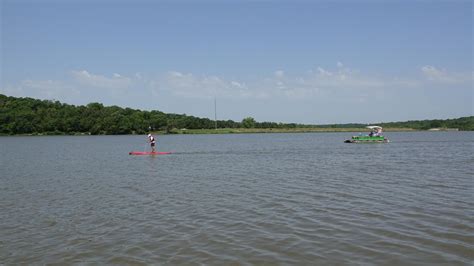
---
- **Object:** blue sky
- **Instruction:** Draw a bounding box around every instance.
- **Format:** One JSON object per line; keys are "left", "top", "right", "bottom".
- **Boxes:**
{"left": 1, "top": 0, "right": 472, "bottom": 124}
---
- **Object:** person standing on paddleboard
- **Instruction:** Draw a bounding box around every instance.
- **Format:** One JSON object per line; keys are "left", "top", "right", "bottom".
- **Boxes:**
{"left": 147, "top": 133, "right": 156, "bottom": 152}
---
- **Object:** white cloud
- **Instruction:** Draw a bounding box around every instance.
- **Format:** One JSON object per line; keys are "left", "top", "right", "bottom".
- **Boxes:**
{"left": 305, "top": 66, "right": 385, "bottom": 92}
{"left": 421, "top": 65, "right": 473, "bottom": 84}
{"left": 3, "top": 64, "right": 471, "bottom": 109}
{"left": 151, "top": 71, "right": 253, "bottom": 99}
{"left": 274, "top": 70, "right": 285, "bottom": 78}
{"left": 145, "top": 64, "right": 471, "bottom": 102}
{"left": 71, "top": 70, "right": 131, "bottom": 89}
{"left": 317, "top": 67, "right": 333, "bottom": 76}
{"left": 1, "top": 79, "right": 79, "bottom": 101}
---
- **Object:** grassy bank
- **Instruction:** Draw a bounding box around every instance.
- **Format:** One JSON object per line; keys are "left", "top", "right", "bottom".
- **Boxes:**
{"left": 160, "top": 127, "right": 417, "bottom": 135}
{"left": 2, "top": 127, "right": 459, "bottom": 136}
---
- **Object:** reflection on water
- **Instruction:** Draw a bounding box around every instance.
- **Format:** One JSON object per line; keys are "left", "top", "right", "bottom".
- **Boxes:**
{"left": 0, "top": 132, "right": 473, "bottom": 264}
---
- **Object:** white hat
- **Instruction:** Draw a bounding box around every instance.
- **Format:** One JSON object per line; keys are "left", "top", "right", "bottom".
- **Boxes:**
{"left": 148, "top": 134, "right": 151, "bottom": 137}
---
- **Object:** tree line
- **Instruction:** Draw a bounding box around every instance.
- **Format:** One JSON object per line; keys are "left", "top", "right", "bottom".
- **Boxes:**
{"left": 0, "top": 94, "right": 472, "bottom": 135}
{"left": 0, "top": 94, "right": 301, "bottom": 135}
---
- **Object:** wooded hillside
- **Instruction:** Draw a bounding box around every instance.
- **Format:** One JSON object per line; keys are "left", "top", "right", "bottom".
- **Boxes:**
{"left": 1, "top": 94, "right": 472, "bottom": 135}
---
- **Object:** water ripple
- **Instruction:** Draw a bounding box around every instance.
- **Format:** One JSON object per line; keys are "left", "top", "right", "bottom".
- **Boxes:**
{"left": 0, "top": 133, "right": 473, "bottom": 264}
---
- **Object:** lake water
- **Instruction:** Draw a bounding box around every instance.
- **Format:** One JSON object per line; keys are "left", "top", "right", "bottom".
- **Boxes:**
{"left": 0, "top": 132, "right": 473, "bottom": 265}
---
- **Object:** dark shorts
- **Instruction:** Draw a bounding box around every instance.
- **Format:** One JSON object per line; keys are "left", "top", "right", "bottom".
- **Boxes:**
{"left": 151, "top": 143, "right": 155, "bottom": 147}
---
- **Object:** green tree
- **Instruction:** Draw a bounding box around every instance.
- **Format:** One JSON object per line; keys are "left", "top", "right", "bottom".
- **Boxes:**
{"left": 242, "top": 117, "right": 256, "bottom": 128}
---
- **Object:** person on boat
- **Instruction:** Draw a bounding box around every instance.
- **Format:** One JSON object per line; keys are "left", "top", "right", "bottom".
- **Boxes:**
{"left": 147, "top": 133, "right": 156, "bottom": 152}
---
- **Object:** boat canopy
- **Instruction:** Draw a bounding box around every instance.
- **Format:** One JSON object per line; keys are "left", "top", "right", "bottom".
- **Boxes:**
{"left": 366, "top": 125, "right": 383, "bottom": 130}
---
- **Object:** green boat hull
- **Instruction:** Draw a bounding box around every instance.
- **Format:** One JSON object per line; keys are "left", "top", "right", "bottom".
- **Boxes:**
{"left": 344, "top": 135, "right": 389, "bottom": 143}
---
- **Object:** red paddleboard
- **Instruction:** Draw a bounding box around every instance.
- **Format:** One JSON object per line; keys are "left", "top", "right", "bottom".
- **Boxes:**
{"left": 129, "top": 151, "right": 172, "bottom": 155}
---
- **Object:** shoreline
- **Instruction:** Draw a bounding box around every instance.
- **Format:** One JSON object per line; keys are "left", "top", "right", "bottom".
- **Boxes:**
{"left": 164, "top": 127, "right": 418, "bottom": 135}
{"left": 2, "top": 127, "right": 467, "bottom": 136}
